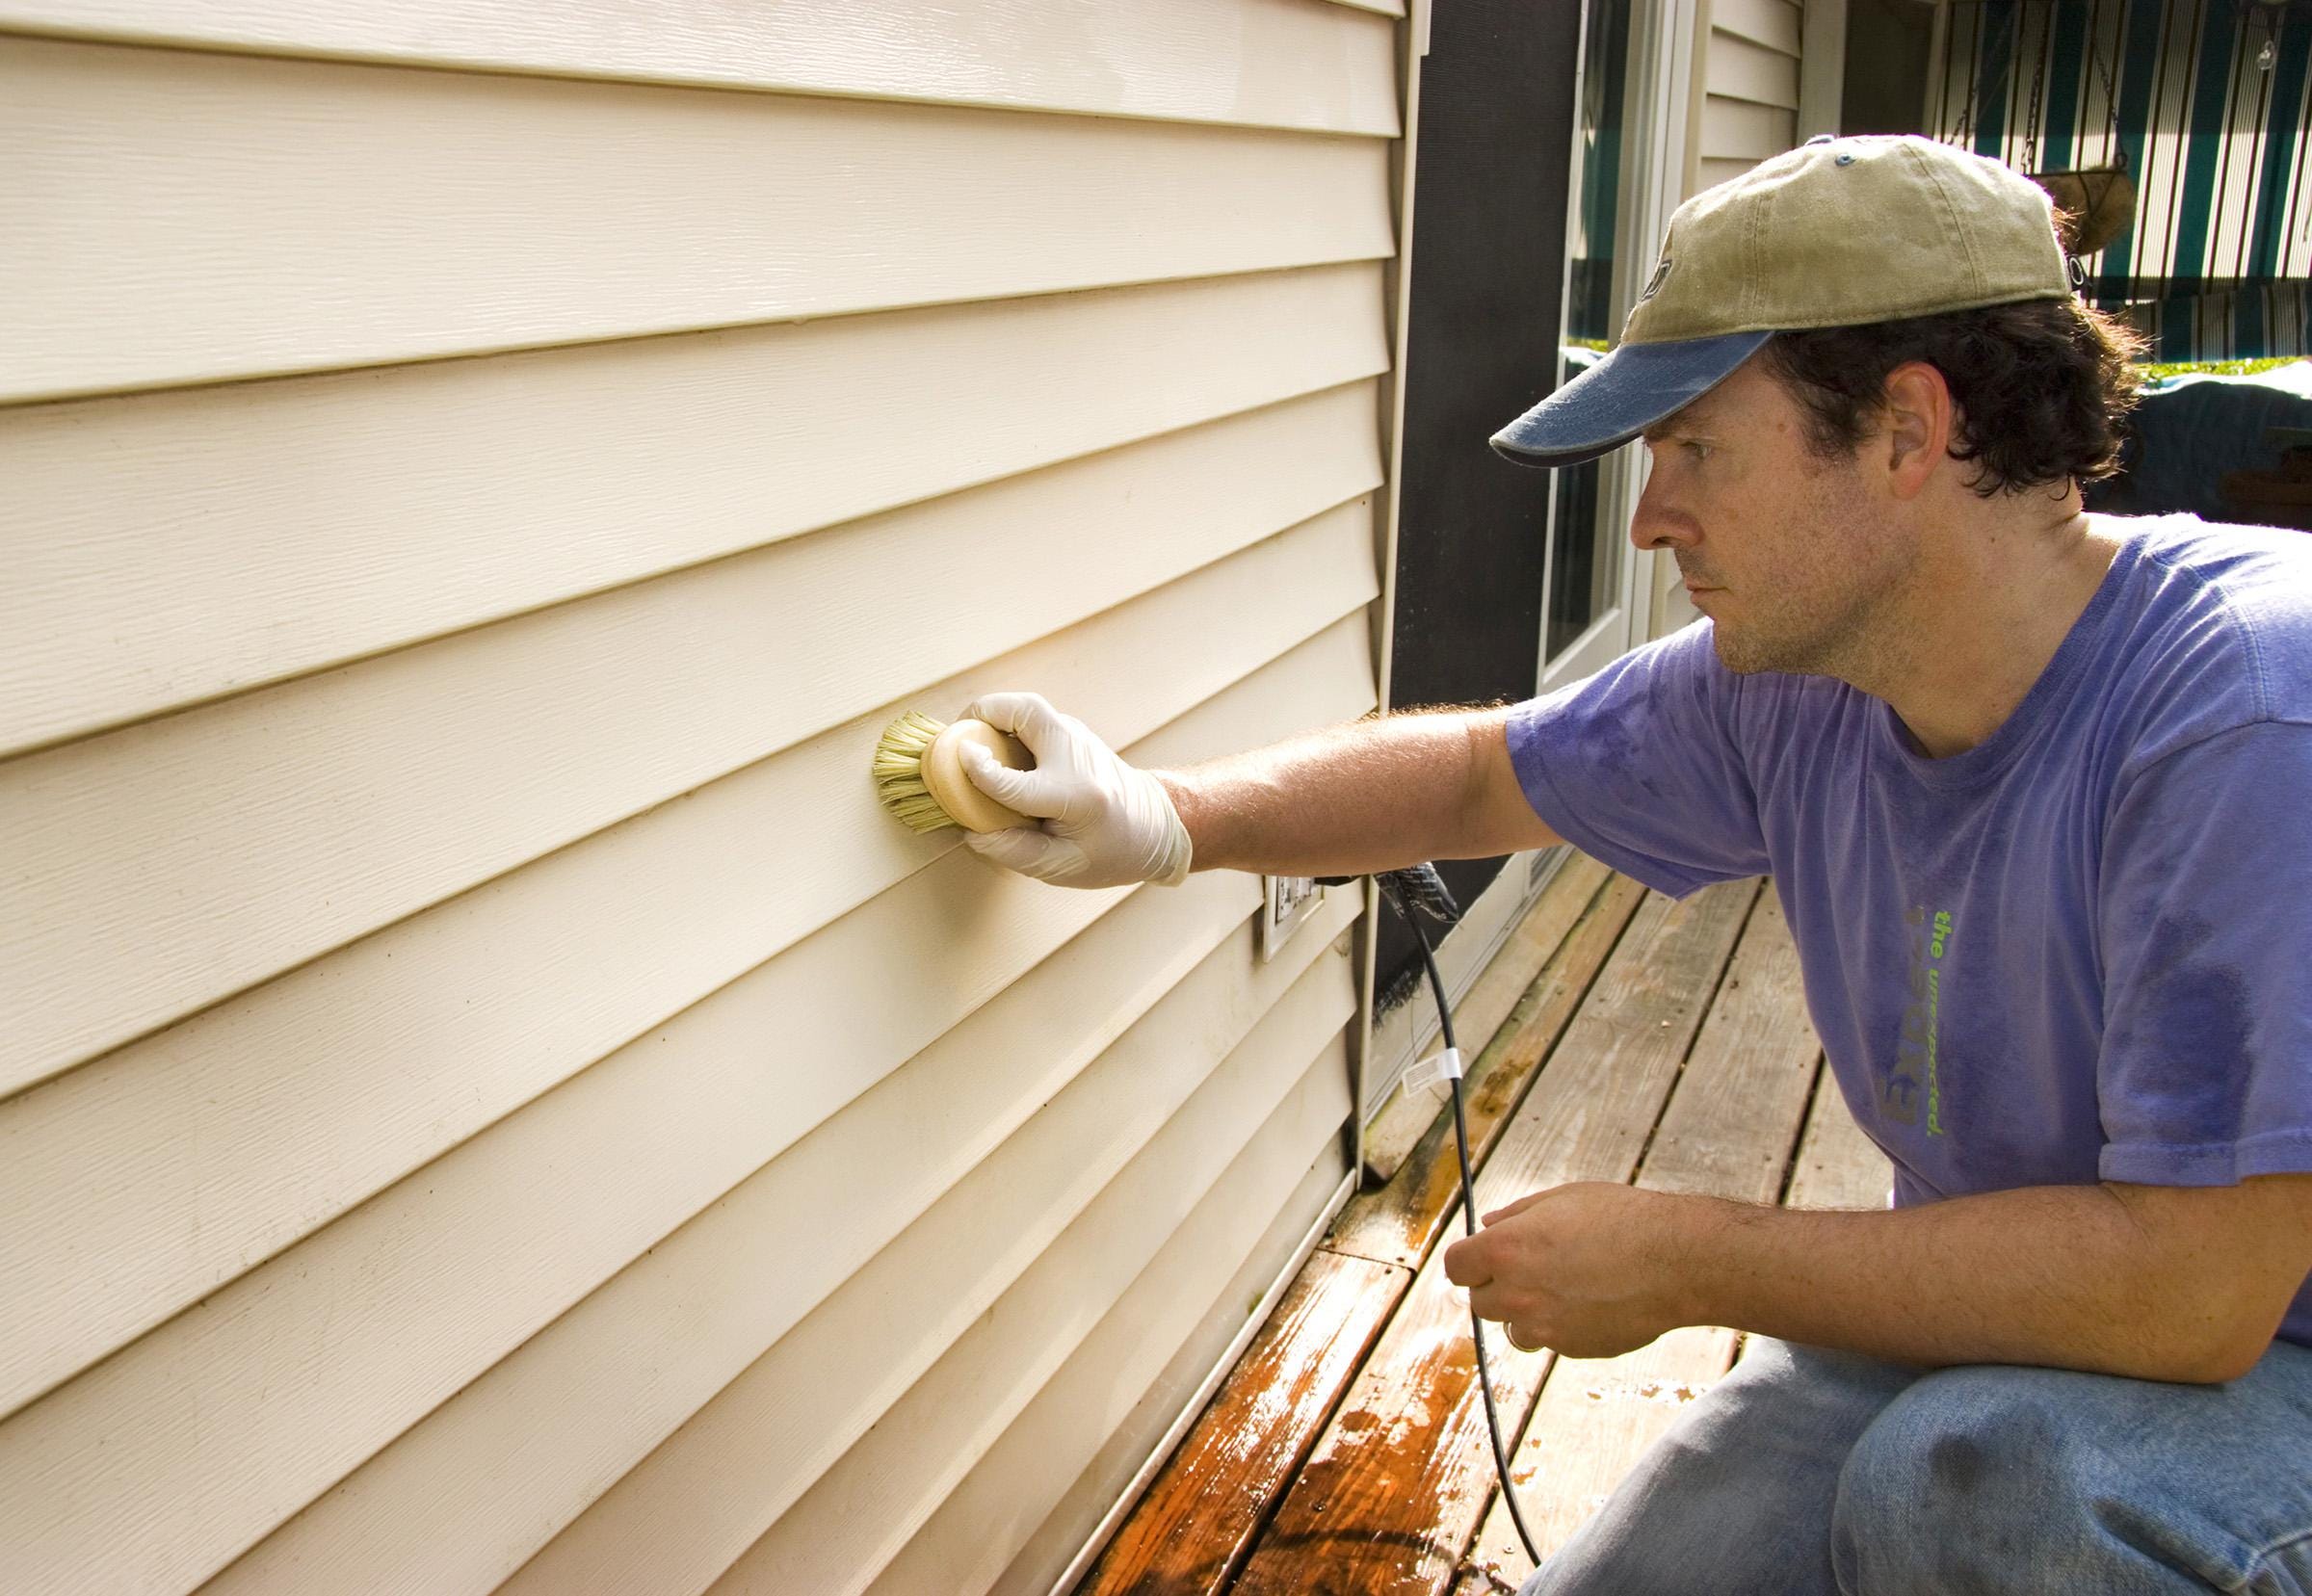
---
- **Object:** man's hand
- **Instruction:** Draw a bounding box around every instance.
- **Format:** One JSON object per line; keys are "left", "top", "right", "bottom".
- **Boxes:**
{"left": 1443, "top": 1183, "right": 1697, "bottom": 1359}
{"left": 955, "top": 692, "right": 1193, "bottom": 888}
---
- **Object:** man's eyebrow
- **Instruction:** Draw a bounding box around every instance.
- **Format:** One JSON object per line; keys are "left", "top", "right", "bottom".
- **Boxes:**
{"left": 1640, "top": 405, "right": 1705, "bottom": 442}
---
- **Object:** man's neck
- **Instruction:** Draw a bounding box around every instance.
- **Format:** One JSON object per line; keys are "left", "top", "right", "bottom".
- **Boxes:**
{"left": 1848, "top": 493, "right": 2120, "bottom": 760}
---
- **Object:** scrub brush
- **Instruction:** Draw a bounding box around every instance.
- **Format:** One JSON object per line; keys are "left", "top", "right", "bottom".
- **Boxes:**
{"left": 873, "top": 711, "right": 1038, "bottom": 833}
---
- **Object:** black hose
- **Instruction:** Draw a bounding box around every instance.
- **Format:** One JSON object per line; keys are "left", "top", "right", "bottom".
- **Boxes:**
{"left": 1349, "top": 866, "right": 1544, "bottom": 1568}
{"left": 1402, "top": 905, "right": 1545, "bottom": 1569}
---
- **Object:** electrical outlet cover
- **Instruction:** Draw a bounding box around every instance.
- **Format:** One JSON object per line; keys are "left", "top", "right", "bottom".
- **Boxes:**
{"left": 1258, "top": 875, "right": 1325, "bottom": 962}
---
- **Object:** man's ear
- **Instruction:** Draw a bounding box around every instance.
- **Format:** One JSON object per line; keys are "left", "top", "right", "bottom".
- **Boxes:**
{"left": 1879, "top": 361, "right": 1955, "bottom": 501}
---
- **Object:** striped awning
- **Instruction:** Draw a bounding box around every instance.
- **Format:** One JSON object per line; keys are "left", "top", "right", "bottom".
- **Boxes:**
{"left": 1930, "top": 0, "right": 2312, "bottom": 359}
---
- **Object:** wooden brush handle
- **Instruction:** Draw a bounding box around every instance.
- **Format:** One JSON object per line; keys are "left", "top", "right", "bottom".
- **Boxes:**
{"left": 923, "top": 719, "right": 1035, "bottom": 833}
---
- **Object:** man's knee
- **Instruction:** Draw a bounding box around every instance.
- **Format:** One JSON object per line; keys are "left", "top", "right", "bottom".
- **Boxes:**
{"left": 1830, "top": 1363, "right": 2194, "bottom": 1594}
{"left": 1830, "top": 1366, "right": 2056, "bottom": 1583}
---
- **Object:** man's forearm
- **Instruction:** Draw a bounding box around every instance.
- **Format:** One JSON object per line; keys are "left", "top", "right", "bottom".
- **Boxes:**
{"left": 1152, "top": 708, "right": 1558, "bottom": 879}
{"left": 1675, "top": 1182, "right": 2291, "bottom": 1383}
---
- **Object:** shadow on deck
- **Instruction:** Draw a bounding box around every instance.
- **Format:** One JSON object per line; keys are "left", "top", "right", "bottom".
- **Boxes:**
{"left": 1073, "top": 858, "right": 1891, "bottom": 1596}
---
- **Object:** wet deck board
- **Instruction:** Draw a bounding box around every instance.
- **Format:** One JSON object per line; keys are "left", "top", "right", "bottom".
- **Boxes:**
{"left": 1073, "top": 861, "right": 1639, "bottom": 1596}
{"left": 1228, "top": 880, "right": 1762, "bottom": 1596}
{"left": 1074, "top": 1247, "right": 1409, "bottom": 1596}
{"left": 1073, "top": 875, "right": 1877, "bottom": 1596}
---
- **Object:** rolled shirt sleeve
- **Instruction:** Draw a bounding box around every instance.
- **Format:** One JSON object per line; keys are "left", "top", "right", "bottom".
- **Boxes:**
{"left": 1505, "top": 623, "right": 1771, "bottom": 899}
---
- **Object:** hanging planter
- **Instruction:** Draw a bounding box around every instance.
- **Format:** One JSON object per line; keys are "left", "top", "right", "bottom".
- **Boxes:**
{"left": 2029, "top": 161, "right": 2137, "bottom": 258}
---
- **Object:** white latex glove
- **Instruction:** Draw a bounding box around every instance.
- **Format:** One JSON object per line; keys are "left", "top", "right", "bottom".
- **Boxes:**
{"left": 957, "top": 692, "right": 1194, "bottom": 888}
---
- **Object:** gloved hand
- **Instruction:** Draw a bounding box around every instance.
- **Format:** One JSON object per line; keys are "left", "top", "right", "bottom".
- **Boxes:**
{"left": 955, "top": 692, "right": 1194, "bottom": 888}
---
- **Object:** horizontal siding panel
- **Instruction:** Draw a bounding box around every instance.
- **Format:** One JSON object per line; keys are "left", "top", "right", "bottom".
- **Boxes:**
{"left": 0, "top": 380, "right": 1383, "bottom": 1099}
{"left": 213, "top": 877, "right": 1262, "bottom": 1595}
{"left": 197, "top": 625, "right": 1376, "bottom": 1596}
{"left": 3, "top": 261, "right": 1388, "bottom": 758}
{"left": 0, "top": 510, "right": 1378, "bottom": 1425}
{"left": 698, "top": 964, "right": 1358, "bottom": 1594}
{"left": 0, "top": 648, "right": 1368, "bottom": 1596}
{"left": 1700, "top": 93, "right": 1798, "bottom": 162}
{"left": 494, "top": 906, "right": 1357, "bottom": 1596}
{"left": 1706, "top": 31, "right": 1801, "bottom": 109}
{"left": 891, "top": 1086, "right": 1352, "bottom": 1596}
{"left": 0, "top": 0, "right": 1402, "bottom": 135}
{"left": 0, "top": 862, "right": 1095, "bottom": 1593}
{"left": 1710, "top": 0, "right": 1801, "bottom": 57}
{"left": 991, "top": 1140, "right": 1351, "bottom": 1596}
{"left": 0, "top": 36, "right": 1396, "bottom": 403}
{"left": 1696, "top": 154, "right": 1762, "bottom": 193}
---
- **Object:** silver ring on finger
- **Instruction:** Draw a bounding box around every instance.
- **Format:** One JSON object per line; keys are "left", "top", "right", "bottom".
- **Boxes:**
{"left": 1503, "top": 1321, "right": 1545, "bottom": 1354}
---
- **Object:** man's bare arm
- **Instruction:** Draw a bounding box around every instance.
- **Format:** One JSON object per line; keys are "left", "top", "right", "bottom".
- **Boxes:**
{"left": 1450, "top": 1172, "right": 2312, "bottom": 1384}
{"left": 1153, "top": 706, "right": 1563, "bottom": 879}
{"left": 1678, "top": 1175, "right": 2312, "bottom": 1382}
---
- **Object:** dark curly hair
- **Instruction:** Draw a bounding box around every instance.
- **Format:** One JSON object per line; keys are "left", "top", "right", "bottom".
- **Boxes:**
{"left": 1758, "top": 297, "right": 2146, "bottom": 497}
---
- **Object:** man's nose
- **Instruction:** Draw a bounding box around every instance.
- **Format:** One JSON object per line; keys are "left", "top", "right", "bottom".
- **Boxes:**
{"left": 1629, "top": 469, "right": 1694, "bottom": 552}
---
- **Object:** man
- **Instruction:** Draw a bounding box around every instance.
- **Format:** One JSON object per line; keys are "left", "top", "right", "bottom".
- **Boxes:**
{"left": 957, "top": 136, "right": 2312, "bottom": 1592}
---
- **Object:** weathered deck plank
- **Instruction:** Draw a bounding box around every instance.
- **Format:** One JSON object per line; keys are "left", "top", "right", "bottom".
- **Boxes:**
{"left": 1328, "top": 872, "right": 1647, "bottom": 1269}
{"left": 1228, "top": 880, "right": 1761, "bottom": 1596}
{"left": 1459, "top": 889, "right": 1820, "bottom": 1585}
{"left": 1786, "top": 1069, "right": 1893, "bottom": 1212}
{"left": 1359, "top": 856, "right": 1616, "bottom": 1183}
{"left": 1628, "top": 892, "right": 1818, "bottom": 1202}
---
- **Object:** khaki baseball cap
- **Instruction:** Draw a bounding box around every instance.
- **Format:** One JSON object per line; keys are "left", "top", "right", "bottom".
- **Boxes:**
{"left": 1491, "top": 134, "right": 2074, "bottom": 468}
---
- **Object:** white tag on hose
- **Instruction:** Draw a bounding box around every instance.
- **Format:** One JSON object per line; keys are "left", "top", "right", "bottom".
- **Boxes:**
{"left": 1404, "top": 1047, "right": 1463, "bottom": 1092}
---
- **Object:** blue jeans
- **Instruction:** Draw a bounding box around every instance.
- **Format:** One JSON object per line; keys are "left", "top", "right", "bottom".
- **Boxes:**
{"left": 1520, "top": 1336, "right": 2312, "bottom": 1595}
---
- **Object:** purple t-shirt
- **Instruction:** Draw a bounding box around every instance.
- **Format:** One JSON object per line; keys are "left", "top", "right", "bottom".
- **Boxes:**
{"left": 1508, "top": 515, "right": 2312, "bottom": 1347}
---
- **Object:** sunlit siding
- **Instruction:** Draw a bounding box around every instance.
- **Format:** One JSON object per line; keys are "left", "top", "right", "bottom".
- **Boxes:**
{"left": 1694, "top": 0, "right": 1804, "bottom": 193}
{"left": 0, "top": 5, "right": 1404, "bottom": 1590}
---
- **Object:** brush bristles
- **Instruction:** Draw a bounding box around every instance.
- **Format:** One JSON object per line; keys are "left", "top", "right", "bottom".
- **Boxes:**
{"left": 874, "top": 710, "right": 961, "bottom": 832}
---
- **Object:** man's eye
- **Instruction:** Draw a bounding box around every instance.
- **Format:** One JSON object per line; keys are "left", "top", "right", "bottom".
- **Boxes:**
{"left": 1685, "top": 441, "right": 1714, "bottom": 461}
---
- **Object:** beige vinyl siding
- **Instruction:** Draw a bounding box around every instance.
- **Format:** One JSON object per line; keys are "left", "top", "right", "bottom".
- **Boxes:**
{"left": 504, "top": 924, "right": 1357, "bottom": 1596}
{"left": 0, "top": 539, "right": 1373, "bottom": 1424}
{"left": 1693, "top": 0, "right": 1803, "bottom": 196}
{"left": 2, "top": 265, "right": 1386, "bottom": 759}
{"left": 1713, "top": 0, "right": 1801, "bottom": 56}
{"left": 988, "top": 1139, "right": 1354, "bottom": 1595}
{"left": 0, "top": 0, "right": 1402, "bottom": 132}
{"left": 0, "top": 6, "right": 1400, "bottom": 1593}
{"left": 814, "top": 1039, "right": 1355, "bottom": 1596}
{"left": 0, "top": 37, "right": 1393, "bottom": 405}
{"left": 2, "top": 384, "right": 1381, "bottom": 1098}
{"left": 1708, "top": 32, "right": 1801, "bottom": 111}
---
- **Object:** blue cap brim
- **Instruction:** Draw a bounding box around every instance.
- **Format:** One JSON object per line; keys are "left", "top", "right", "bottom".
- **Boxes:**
{"left": 1489, "top": 330, "right": 1773, "bottom": 469}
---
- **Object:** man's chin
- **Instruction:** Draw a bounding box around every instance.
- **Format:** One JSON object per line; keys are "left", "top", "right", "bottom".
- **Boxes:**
{"left": 1707, "top": 622, "right": 1770, "bottom": 674}
{"left": 1708, "top": 620, "right": 1812, "bottom": 677}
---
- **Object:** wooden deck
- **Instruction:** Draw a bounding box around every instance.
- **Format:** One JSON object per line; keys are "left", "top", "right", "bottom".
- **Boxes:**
{"left": 1073, "top": 858, "right": 1891, "bottom": 1596}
